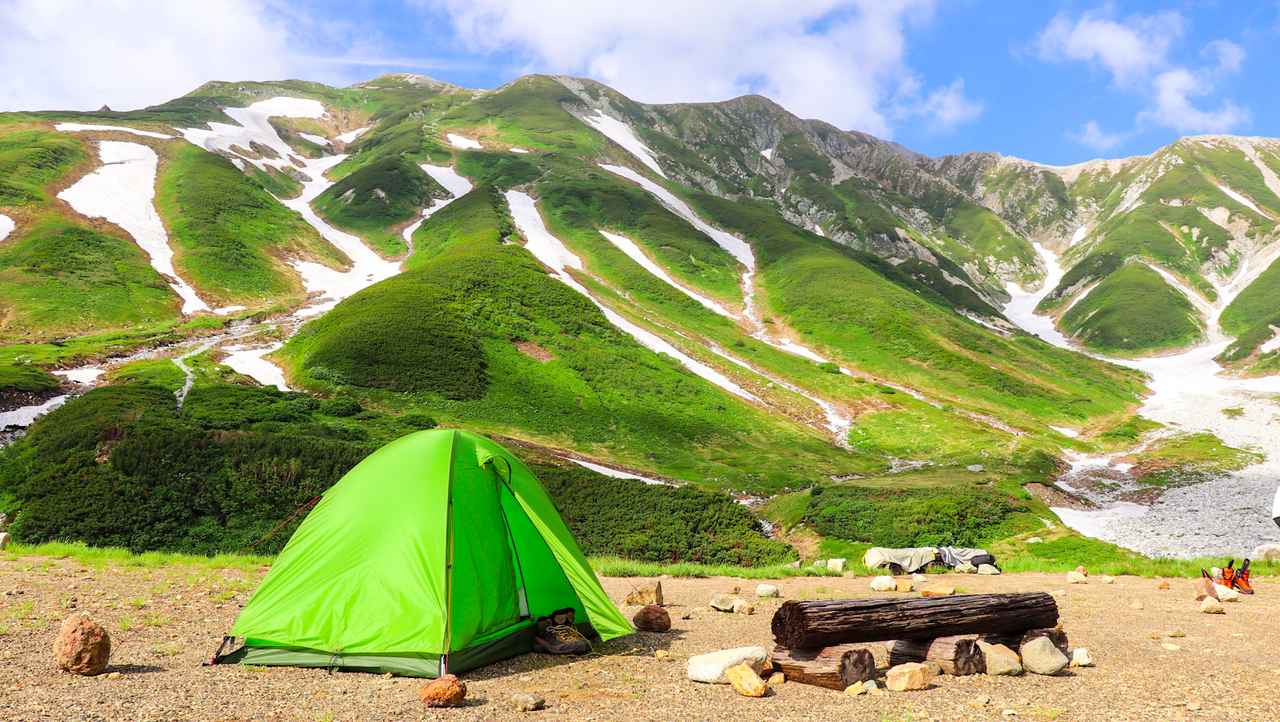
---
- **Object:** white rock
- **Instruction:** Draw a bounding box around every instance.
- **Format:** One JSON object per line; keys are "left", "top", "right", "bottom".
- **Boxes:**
{"left": 954, "top": 561, "right": 977, "bottom": 574}
{"left": 977, "top": 564, "right": 1001, "bottom": 576}
{"left": 1066, "top": 571, "right": 1088, "bottom": 584}
{"left": 1070, "top": 648, "right": 1095, "bottom": 668}
{"left": 870, "top": 576, "right": 896, "bottom": 592}
{"left": 755, "top": 583, "right": 780, "bottom": 598}
{"left": 911, "top": 573, "right": 928, "bottom": 584}
{"left": 1100, "top": 575, "right": 1115, "bottom": 585}
{"left": 1026, "top": 537, "right": 1043, "bottom": 544}
{"left": 826, "top": 558, "right": 847, "bottom": 573}
{"left": 1200, "top": 597, "right": 1225, "bottom": 615}
{"left": 1252, "top": 543, "right": 1280, "bottom": 561}
{"left": 687, "top": 646, "right": 768, "bottom": 684}
{"left": 1021, "top": 637, "right": 1069, "bottom": 675}
{"left": 0, "top": 532, "right": 8, "bottom": 549}
{"left": 1213, "top": 584, "right": 1241, "bottom": 602}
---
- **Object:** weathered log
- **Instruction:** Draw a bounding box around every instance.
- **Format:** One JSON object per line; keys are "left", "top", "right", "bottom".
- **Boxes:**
{"left": 771, "top": 593, "right": 1059, "bottom": 648}
{"left": 981, "top": 627, "right": 1069, "bottom": 656}
{"left": 886, "top": 635, "right": 985, "bottom": 675}
{"left": 770, "top": 644, "right": 877, "bottom": 690}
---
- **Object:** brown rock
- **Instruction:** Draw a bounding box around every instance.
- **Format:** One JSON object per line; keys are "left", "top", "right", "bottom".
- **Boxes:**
{"left": 725, "top": 663, "right": 768, "bottom": 697}
{"left": 625, "top": 581, "right": 663, "bottom": 607}
{"left": 52, "top": 614, "right": 111, "bottom": 676}
{"left": 894, "top": 579, "right": 914, "bottom": 593}
{"left": 768, "top": 672, "right": 785, "bottom": 685}
{"left": 920, "top": 585, "right": 956, "bottom": 597}
{"left": 885, "top": 662, "right": 932, "bottom": 691}
{"left": 1157, "top": 580, "right": 1170, "bottom": 590}
{"left": 633, "top": 604, "right": 671, "bottom": 632}
{"left": 419, "top": 674, "right": 467, "bottom": 708}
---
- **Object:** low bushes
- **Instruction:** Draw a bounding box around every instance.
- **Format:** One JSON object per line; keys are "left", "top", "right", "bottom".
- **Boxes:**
{"left": 804, "top": 484, "right": 1029, "bottom": 548}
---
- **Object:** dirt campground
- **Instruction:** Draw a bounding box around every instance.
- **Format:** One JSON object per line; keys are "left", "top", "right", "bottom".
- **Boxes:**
{"left": 2, "top": 554, "right": 1277, "bottom": 721}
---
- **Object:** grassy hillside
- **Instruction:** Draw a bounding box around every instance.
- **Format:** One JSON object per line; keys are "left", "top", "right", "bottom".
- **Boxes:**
{"left": 312, "top": 155, "right": 443, "bottom": 257}
{"left": 156, "top": 143, "right": 347, "bottom": 306}
{"left": 1061, "top": 263, "right": 1203, "bottom": 353}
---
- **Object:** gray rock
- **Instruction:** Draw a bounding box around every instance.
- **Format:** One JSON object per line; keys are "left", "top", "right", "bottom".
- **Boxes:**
{"left": 954, "top": 561, "right": 977, "bottom": 574}
{"left": 511, "top": 693, "right": 545, "bottom": 712}
{"left": 978, "top": 641, "right": 1023, "bottom": 676}
{"left": 1021, "top": 636, "right": 1069, "bottom": 675}
{"left": 708, "top": 594, "right": 740, "bottom": 612}
{"left": 687, "top": 646, "right": 768, "bottom": 684}
{"left": 755, "top": 583, "right": 780, "bottom": 598}
{"left": 977, "top": 564, "right": 1001, "bottom": 575}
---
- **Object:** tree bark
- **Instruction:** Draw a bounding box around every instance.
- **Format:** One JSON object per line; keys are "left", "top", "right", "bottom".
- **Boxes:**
{"left": 770, "top": 644, "right": 877, "bottom": 690}
{"left": 886, "top": 635, "right": 985, "bottom": 675}
{"left": 771, "top": 593, "right": 1059, "bottom": 648}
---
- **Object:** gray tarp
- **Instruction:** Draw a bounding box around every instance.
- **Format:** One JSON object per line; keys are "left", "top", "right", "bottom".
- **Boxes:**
{"left": 862, "top": 547, "right": 938, "bottom": 573}
{"left": 938, "top": 546, "right": 991, "bottom": 567}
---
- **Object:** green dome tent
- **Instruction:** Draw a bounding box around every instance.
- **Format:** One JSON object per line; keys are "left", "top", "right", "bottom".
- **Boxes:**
{"left": 215, "top": 429, "right": 632, "bottom": 677}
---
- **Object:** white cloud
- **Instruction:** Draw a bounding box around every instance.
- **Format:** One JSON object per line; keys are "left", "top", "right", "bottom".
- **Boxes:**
{"left": 910, "top": 79, "right": 984, "bottom": 131}
{"left": 425, "top": 0, "right": 979, "bottom": 137}
{"left": 1037, "top": 9, "right": 1184, "bottom": 86}
{"left": 0, "top": 0, "right": 359, "bottom": 112}
{"left": 1204, "top": 39, "right": 1245, "bottom": 74}
{"left": 1141, "top": 68, "right": 1248, "bottom": 134}
{"left": 1070, "top": 120, "right": 1128, "bottom": 151}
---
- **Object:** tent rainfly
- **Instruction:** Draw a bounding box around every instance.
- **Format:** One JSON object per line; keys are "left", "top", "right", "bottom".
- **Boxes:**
{"left": 214, "top": 429, "right": 632, "bottom": 676}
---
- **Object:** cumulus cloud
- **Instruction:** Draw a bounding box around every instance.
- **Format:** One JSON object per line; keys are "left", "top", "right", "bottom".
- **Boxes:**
{"left": 424, "top": 0, "right": 981, "bottom": 137}
{"left": 1035, "top": 8, "right": 1249, "bottom": 142}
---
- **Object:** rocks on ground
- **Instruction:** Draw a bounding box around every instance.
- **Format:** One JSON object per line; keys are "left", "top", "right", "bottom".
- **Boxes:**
{"left": 885, "top": 662, "right": 932, "bottom": 691}
{"left": 419, "top": 674, "right": 467, "bottom": 708}
{"left": 624, "top": 581, "right": 663, "bottom": 607}
{"left": 708, "top": 594, "right": 739, "bottom": 612}
{"left": 1213, "top": 584, "right": 1240, "bottom": 602}
{"left": 1020, "top": 637, "right": 1069, "bottom": 676}
{"left": 1066, "top": 571, "right": 1088, "bottom": 585}
{"left": 633, "top": 604, "right": 671, "bottom": 632}
{"left": 826, "top": 558, "right": 847, "bottom": 573}
{"left": 977, "top": 641, "right": 1023, "bottom": 676}
{"left": 1071, "top": 647, "right": 1095, "bottom": 668}
{"left": 977, "top": 564, "right": 1001, "bottom": 575}
{"left": 755, "top": 583, "right": 780, "bottom": 598}
{"left": 511, "top": 693, "right": 545, "bottom": 712}
{"left": 1200, "top": 597, "right": 1225, "bottom": 615}
{"left": 52, "top": 614, "right": 111, "bottom": 676}
{"left": 870, "top": 576, "right": 896, "bottom": 592}
{"left": 687, "top": 646, "right": 768, "bottom": 684}
{"left": 725, "top": 663, "right": 768, "bottom": 697}
{"left": 894, "top": 579, "right": 914, "bottom": 593}
{"left": 954, "top": 561, "right": 977, "bottom": 574}
{"left": 920, "top": 585, "right": 956, "bottom": 597}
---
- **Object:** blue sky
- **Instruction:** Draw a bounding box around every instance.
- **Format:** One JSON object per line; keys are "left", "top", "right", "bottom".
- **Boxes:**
{"left": 3, "top": 0, "right": 1278, "bottom": 164}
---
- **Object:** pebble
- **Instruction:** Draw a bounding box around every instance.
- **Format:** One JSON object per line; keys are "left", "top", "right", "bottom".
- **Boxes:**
{"left": 1161, "top": 643, "right": 1181, "bottom": 651}
{"left": 1129, "top": 600, "right": 1144, "bottom": 610}
{"left": 511, "top": 693, "right": 545, "bottom": 712}
{"left": 1200, "top": 598, "right": 1225, "bottom": 615}
{"left": 1070, "top": 648, "right": 1095, "bottom": 667}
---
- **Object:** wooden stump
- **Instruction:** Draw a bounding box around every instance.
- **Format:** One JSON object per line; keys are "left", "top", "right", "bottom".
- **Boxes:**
{"left": 769, "top": 644, "right": 877, "bottom": 690}
{"left": 886, "top": 635, "right": 985, "bottom": 675}
{"left": 771, "top": 593, "right": 1059, "bottom": 648}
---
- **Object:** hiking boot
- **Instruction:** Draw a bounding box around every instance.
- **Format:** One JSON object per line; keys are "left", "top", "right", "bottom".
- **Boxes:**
{"left": 1221, "top": 560, "right": 1237, "bottom": 590}
{"left": 1233, "top": 559, "right": 1255, "bottom": 595}
{"left": 533, "top": 608, "right": 589, "bottom": 655}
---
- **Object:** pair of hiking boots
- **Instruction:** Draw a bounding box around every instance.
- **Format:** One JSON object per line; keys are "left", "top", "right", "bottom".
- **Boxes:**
{"left": 532, "top": 607, "right": 592, "bottom": 655}
{"left": 1202, "top": 558, "right": 1255, "bottom": 595}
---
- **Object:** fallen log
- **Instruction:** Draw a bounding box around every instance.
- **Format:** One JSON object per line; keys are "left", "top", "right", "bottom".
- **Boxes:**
{"left": 982, "top": 627, "right": 1069, "bottom": 656}
{"left": 769, "top": 644, "right": 876, "bottom": 690}
{"left": 771, "top": 593, "right": 1058, "bottom": 648}
{"left": 886, "top": 635, "right": 985, "bottom": 675}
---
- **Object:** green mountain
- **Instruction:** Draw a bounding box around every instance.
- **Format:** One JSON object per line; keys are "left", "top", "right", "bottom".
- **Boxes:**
{"left": 3, "top": 72, "right": 1273, "bottom": 562}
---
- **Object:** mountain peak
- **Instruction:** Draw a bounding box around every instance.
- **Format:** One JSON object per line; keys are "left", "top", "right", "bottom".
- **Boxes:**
{"left": 353, "top": 73, "right": 463, "bottom": 92}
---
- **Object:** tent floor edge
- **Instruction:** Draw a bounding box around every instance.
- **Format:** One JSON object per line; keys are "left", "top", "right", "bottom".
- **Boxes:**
{"left": 223, "top": 646, "right": 444, "bottom": 678}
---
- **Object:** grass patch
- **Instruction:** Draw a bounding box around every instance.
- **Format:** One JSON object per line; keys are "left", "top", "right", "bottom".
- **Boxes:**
{"left": 1060, "top": 262, "right": 1203, "bottom": 354}
{"left": 312, "top": 155, "right": 442, "bottom": 257}
{"left": 1126, "top": 431, "right": 1262, "bottom": 486}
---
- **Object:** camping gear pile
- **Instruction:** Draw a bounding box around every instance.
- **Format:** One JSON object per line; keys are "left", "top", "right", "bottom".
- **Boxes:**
{"left": 212, "top": 430, "right": 632, "bottom": 677}
{"left": 863, "top": 546, "right": 997, "bottom": 575}
{"left": 767, "top": 592, "right": 1081, "bottom": 691}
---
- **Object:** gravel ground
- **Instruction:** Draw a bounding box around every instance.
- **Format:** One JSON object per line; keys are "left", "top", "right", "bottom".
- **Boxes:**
{"left": 2, "top": 554, "right": 1277, "bottom": 721}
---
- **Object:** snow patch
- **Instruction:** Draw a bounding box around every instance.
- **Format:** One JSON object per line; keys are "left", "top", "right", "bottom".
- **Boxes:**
{"left": 0, "top": 213, "right": 13, "bottom": 241}
{"left": 336, "top": 126, "right": 370, "bottom": 143}
{"left": 214, "top": 305, "right": 247, "bottom": 316}
{"left": 1069, "top": 225, "right": 1088, "bottom": 246}
{"left": 1261, "top": 327, "right": 1280, "bottom": 355}
{"left": 298, "top": 132, "right": 330, "bottom": 147}
{"left": 505, "top": 190, "right": 757, "bottom": 402}
{"left": 760, "top": 148, "right": 774, "bottom": 161}
{"left": 510, "top": 147, "right": 530, "bottom": 154}
{"left": 584, "top": 113, "right": 666, "bottom": 178}
{"left": 179, "top": 97, "right": 325, "bottom": 173}
{"left": 1003, "top": 242, "right": 1072, "bottom": 348}
{"left": 1214, "top": 182, "right": 1267, "bottom": 217}
{"left": 55, "top": 122, "right": 172, "bottom": 139}
{"left": 598, "top": 230, "right": 732, "bottom": 318}
{"left": 566, "top": 457, "right": 670, "bottom": 485}
{"left": 446, "top": 133, "right": 482, "bottom": 150}
{"left": 222, "top": 343, "right": 289, "bottom": 391}
{"left": 0, "top": 395, "right": 68, "bottom": 428}
{"left": 400, "top": 164, "right": 475, "bottom": 246}
{"left": 1050, "top": 426, "right": 1080, "bottom": 438}
{"left": 57, "top": 141, "right": 210, "bottom": 314}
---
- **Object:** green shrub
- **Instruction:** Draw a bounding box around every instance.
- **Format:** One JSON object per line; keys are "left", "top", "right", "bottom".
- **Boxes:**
{"left": 804, "top": 484, "right": 1028, "bottom": 547}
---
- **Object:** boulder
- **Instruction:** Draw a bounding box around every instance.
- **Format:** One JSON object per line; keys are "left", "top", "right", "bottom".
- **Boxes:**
{"left": 1252, "top": 543, "right": 1280, "bottom": 561}
{"left": 52, "top": 614, "right": 111, "bottom": 676}
{"left": 632, "top": 605, "right": 671, "bottom": 632}
{"left": 1066, "top": 571, "right": 1088, "bottom": 585}
{"left": 977, "top": 564, "right": 1000, "bottom": 576}
{"left": 1213, "top": 584, "right": 1240, "bottom": 602}
{"left": 870, "top": 576, "right": 896, "bottom": 592}
{"left": 1070, "top": 647, "right": 1095, "bottom": 668}
{"left": 920, "top": 585, "right": 956, "bottom": 597}
{"left": 419, "top": 674, "right": 466, "bottom": 708}
{"left": 1200, "top": 597, "right": 1225, "bottom": 615}
{"left": 954, "top": 561, "right": 977, "bottom": 574}
{"left": 885, "top": 662, "right": 932, "bottom": 691}
{"left": 755, "top": 583, "right": 780, "bottom": 598}
{"left": 826, "top": 558, "right": 847, "bottom": 573}
{"left": 0, "top": 532, "right": 9, "bottom": 550}
{"left": 511, "top": 693, "right": 545, "bottom": 712}
{"left": 624, "top": 581, "right": 663, "bottom": 607}
{"left": 725, "top": 663, "right": 768, "bottom": 697}
{"left": 709, "top": 594, "right": 740, "bottom": 612}
{"left": 894, "top": 579, "right": 914, "bottom": 593}
{"left": 1021, "top": 636, "right": 1069, "bottom": 676}
{"left": 687, "top": 646, "right": 768, "bottom": 684}
{"left": 732, "top": 599, "right": 755, "bottom": 616}
{"left": 977, "top": 641, "right": 1022, "bottom": 676}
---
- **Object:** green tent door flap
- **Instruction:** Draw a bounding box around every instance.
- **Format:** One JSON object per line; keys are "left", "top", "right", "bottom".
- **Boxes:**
{"left": 219, "top": 429, "right": 632, "bottom": 677}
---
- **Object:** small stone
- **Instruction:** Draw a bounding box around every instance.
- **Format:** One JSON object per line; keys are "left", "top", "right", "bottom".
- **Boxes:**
{"left": 885, "top": 662, "right": 933, "bottom": 691}
{"left": 1070, "top": 648, "right": 1095, "bottom": 668}
{"left": 709, "top": 594, "right": 739, "bottom": 612}
{"left": 1166, "top": 630, "right": 1186, "bottom": 638}
{"left": 954, "top": 561, "right": 977, "bottom": 574}
{"left": 52, "top": 614, "right": 111, "bottom": 676}
{"left": 632, "top": 604, "right": 671, "bottom": 632}
{"left": 1066, "top": 571, "right": 1088, "bottom": 585}
{"left": 755, "top": 583, "right": 780, "bottom": 598}
{"left": 768, "top": 672, "right": 785, "bottom": 685}
{"left": 977, "top": 564, "right": 1000, "bottom": 575}
{"left": 1100, "top": 575, "right": 1115, "bottom": 585}
{"left": 1129, "top": 599, "right": 1144, "bottom": 610}
{"left": 724, "top": 663, "right": 768, "bottom": 697}
{"left": 1021, "top": 637, "right": 1069, "bottom": 676}
{"left": 419, "top": 674, "right": 466, "bottom": 708}
{"left": 1002, "top": 709, "right": 1018, "bottom": 717}
{"left": 969, "top": 694, "right": 991, "bottom": 709}
{"left": 732, "top": 599, "right": 755, "bottom": 615}
{"left": 1187, "top": 700, "right": 1202, "bottom": 711}
{"left": 920, "top": 585, "right": 956, "bottom": 597}
{"left": 1161, "top": 643, "right": 1181, "bottom": 651}
{"left": 911, "top": 573, "right": 927, "bottom": 584}
{"left": 511, "top": 693, "right": 545, "bottom": 712}
{"left": 1200, "top": 597, "right": 1225, "bottom": 615}
{"left": 687, "top": 646, "right": 768, "bottom": 684}
{"left": 844, "top": 682, "right": 866, "bottom": 696}
{"left": 1157, "top": 580, "right": 1170, "bottom": 590}
{"left": 863, "top": 679, "right": 879, "bottom": 693}
{"left": 978, "top": 641, "right": 1023, "bottom": 676}
{"left": 894, "top": 579, "right": 914, "bottom": 593}
{"left": 826, "top": 558, "right": 847, "bottom": 573}
{"left": 655, "top": 649, "right": 670, "bottom": 660}
{"left": 870, "top": 576, "right": 896, "bottom": 592}
{"left": 624, "top": 581, "right": 663, "bottom": 607}
{"left": 105, "top": 671, "right": 122, "bottom": 680}
{"left": 1213, "top": 583, "right": 1240, "bottom": 602}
